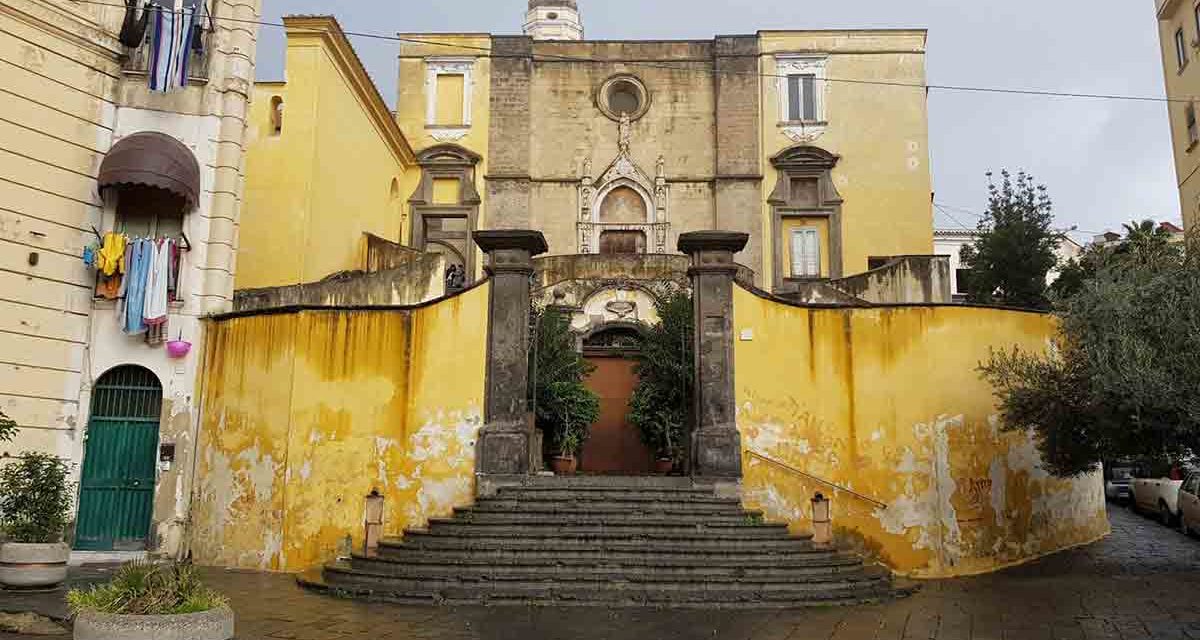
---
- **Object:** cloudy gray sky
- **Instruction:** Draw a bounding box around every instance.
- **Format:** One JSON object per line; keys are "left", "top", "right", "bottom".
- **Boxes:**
{"left": 257, "top": 0, "right": 1182, "bottom": 238}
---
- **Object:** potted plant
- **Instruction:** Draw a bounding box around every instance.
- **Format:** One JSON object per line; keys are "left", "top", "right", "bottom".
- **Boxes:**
{"left": 629, "top": 291, "right": 693, "bottom": 475}
{"left": 530, "top": 309, "right": 599, "bottom": 475}
{"left": 544, "top": 382, "right": 599, "bottom": 475}
{"left": 68, "top": 561, "right": 234, "bottom": 640}
{"left": 0, "top": 429, "right": 74, "bottom": 589}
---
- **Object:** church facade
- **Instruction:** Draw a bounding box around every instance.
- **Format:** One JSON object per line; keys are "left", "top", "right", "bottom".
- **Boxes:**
{"left": 395, "top": 1, "right": 936, "bottom": 296}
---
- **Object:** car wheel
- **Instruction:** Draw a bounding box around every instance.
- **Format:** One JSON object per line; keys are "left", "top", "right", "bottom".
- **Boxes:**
{"left": 1160, "top": 502, "right": 1174, "bottom": 527}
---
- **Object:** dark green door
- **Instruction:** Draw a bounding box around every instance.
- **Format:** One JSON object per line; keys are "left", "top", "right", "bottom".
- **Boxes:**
{"left": 74, "top": 366, "right": 162, "bottom": 551}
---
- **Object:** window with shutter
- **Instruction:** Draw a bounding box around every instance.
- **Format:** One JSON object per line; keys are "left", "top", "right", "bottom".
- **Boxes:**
{"left": 790, "top": 228, "right": 821, "bottom": 278}
{"left": 786, "top": 74, "right": 818, "bottom": 122}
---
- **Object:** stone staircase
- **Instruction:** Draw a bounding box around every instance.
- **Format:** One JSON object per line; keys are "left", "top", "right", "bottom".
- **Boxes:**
{"left": 301, "top": 476, "right": 906, "bottom": 608}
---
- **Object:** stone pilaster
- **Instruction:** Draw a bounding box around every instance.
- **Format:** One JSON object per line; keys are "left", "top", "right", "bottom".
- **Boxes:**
{"left": 678, "top": 231, "right": 749, "bottom": 480}
{"left": 713, "top": 36, "right": 763, "bottom": 285}
{"left": 474, "top": 230, "right": 548, "bottom": 494}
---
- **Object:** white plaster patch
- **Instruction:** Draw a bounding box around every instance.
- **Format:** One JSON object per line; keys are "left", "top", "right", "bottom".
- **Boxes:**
{"left": 989, "top": 456, "right": 1007, "bottom": 528}
{"left": 1006, "top": 430, "right": 1049, "bottom": 481}
{"left": 234, "top": 448, "right": 277, "bottom": 503}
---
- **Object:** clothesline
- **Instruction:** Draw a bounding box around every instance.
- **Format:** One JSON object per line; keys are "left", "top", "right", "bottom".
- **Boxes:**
{"left": 120, "top": 0, "right": 212, "bottom": 93}
{"left": 85, "top": 232, "right": 188, "bottom": 346}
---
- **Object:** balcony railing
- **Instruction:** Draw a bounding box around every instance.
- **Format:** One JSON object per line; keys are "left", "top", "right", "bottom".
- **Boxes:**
{"left": 121, "top": 20, "right": 212, "bottom": 82}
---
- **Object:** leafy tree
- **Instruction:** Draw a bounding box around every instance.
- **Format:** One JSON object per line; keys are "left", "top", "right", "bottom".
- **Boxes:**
{"left": 0, "top": 409, "right": 16, "bottom": 444}
{"left": 530, "top": 308, "right": 599, "bottom": 457}
{"left": 981, "top": 233, "right": 1200, "bottom": 477}
{"left": 629, "top": 291, "right": 694, "bottom": 463}
{"left": 0, "top": 452, "right": 74, "bottom": 542}
{"left": 960, "top": 170, "right": 1061, "bottom": 309}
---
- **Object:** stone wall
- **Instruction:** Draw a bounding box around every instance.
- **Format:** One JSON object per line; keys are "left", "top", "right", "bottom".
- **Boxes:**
{"left": 232, "top": 252, "right": 446, "bottom": 313}
{"left": 831, "top": 255, "right": 952, "bottom": 304}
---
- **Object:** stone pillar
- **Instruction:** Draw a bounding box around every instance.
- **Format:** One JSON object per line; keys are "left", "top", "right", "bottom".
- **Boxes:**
{"left": 678, "top": 231, "right": 749, "bottom": 481}
{"left": 474, "top": 230, "right": 548, "bottom": 495}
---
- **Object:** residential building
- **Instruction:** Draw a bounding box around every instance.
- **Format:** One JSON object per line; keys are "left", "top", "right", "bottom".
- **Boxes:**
{"left": 0, "top": 0, "right": 260, "bottom": 557}
{"left": 1155, "top": 0, "right": 1200, "bottom": 233}
{"left": 934, "top": 229, "right": 1083, "bottom": 300}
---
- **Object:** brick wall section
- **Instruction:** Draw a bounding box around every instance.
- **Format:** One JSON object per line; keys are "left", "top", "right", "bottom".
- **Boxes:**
{"left": 714, "top": 36, "right": 764, "bottom": 281}
{"left": 486, "top": 36, "right": 534, "bottom": 228}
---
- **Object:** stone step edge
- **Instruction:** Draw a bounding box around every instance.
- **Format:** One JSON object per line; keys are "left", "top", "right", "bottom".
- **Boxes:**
{"left": 398, "top": 529, "right": 812, "bottom": 541}
{"left": 356, "top": 550, "right": 864, "bottom": 567}
{"left": 336, "top": 562, "right": 887, "bottom": 583}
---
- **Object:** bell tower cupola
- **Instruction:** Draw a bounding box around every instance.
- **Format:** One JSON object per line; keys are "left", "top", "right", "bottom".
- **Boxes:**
{"left": 524, "top": 0, "right": 584, "bottom": 41}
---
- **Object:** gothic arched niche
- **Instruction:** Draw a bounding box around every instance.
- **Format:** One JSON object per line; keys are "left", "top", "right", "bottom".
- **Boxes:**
{"left": 598, "top": 186, "right": 648, "bottom": 224}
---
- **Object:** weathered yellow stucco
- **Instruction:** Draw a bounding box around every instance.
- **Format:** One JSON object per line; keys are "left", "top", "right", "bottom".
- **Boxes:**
{"left": 759, "top": 32, "right": 934, "bottom": 278}
{"left": 733, "top": 286, "right": 1109, "bottom": 578}
{"left": 191, "top": 284, "right": 488, "bottom": 571}
{"left": 238, "top": 17, "right": 419, "bottom": 290}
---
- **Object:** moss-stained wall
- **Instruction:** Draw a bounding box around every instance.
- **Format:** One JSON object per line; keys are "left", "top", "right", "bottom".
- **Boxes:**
{"left": 733, "top": 286, "right": 1108, "bottom": 578}
{"left": 191, "top": 284, "right": 488, "bottom": 571}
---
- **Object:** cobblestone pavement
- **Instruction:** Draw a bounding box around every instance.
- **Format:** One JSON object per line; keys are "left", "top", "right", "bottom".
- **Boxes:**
{"left": 5, "top": 504, "right": 1200, "bottom": 640}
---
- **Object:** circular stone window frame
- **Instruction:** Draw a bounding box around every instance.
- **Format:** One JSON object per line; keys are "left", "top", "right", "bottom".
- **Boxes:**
{"left": 597, "top": 74, "right": 651, "bottom": 122}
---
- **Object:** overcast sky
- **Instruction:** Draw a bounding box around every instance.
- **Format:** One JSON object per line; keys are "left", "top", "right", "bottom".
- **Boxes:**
{"left": 257, "top": 0, "right": 1182, "bottom": 238}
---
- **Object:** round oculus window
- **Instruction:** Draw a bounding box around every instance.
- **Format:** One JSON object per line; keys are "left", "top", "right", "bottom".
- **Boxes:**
{"left": 598, "top": 76, "right": 650, "bottom": 121}
{"left": 547, "top": 11, "right": 558, "bottom": 19}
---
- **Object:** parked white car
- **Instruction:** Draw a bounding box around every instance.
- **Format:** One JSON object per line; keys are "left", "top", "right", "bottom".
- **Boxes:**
{"left": 1104, "top": 466, "right": 1136, "bottom": 502}
{"left": 1179, "top": 472, "right": 1200, "bottom": 535}
{"left": 1132, "top": 476, "right": 1183, "bottom": 526}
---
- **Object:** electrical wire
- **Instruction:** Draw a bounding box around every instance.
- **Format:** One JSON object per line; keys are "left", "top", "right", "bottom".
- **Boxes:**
{"left": 65, "top": 0, "right": 1196, "bottom": 104}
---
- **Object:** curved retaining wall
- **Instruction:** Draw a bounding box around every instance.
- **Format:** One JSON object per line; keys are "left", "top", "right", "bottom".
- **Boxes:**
{"left": 190, "top": 284, "right": 489, "bottom": 571}
{"left": 733, "top": 285, "right": 1109, "bottom": 578}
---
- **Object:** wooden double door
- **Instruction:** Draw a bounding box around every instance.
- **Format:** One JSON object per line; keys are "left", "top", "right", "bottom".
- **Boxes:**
{"left": 579, "top": 355, "right": 654, "bottom": 474}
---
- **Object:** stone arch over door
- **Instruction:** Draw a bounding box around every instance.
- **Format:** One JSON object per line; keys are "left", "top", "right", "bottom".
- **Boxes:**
{"left": 595, "top": 183, "right": 652, "bottom": 254}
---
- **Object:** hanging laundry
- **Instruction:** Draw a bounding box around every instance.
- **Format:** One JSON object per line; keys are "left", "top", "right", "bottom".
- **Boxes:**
{"left": 82, "top": 245, "right": 97, "bottom": 268}
{"left": 143, "top": 238, "right": 171, "bottom": 327}
{"left": 148, "top": 2, "right": 197, "bottom": 93}
{"left": 119, "top": 0, "right": 150, "bottom": 48}
{"left": 184, "top": 0, "right": 210, "bottom": 55}
{"left": 167, "top": 238, "right": 180, "bottom": 301}
{"left": 96, "top": 232, "right": 126, "bottom": 277}
{"left": 122, "top": 239, "right": 151, "bottom": 335}
{"left": 146, "top": 318, "right": 168, "bottom": 347}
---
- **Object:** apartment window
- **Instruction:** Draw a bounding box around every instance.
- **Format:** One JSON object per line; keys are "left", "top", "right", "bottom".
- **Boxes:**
{"left": 1177, "top": 28, "right": 1188, "bottom": 70}
{"left": 790, "top": 228, "right": 821, "bottom": 278}
{"left": 955, "top": 269, "right": 972, "bottom": 295}
{"left": 1188, "top": 103, "right": 1199, "bottom": 147}
{"left": 269, "top": 96, "right": 283, "bottom": 136}
{"left": 776, "top": 55, "right": 827, "bottom": 124}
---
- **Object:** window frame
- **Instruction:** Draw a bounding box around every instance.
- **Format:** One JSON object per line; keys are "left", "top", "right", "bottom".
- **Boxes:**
{"left": 424, "top": 57, "right": 475, "bottom": 133}
{"left": 776, "top": 54, "right": 828, "bottom": 125}
{"left": 1188, "top": 103, "right": 1199, "bottom": 149}
{"left": 1177, "top": 27, "right": 1189, "bottom": 71}
{"left": 788, "top": 226, "right": 822, "bottom": 278}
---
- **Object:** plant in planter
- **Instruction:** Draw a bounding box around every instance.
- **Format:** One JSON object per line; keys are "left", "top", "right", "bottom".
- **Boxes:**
{"left": 68, "top": 561, "right": 234, "bottom": 640}
{"left": 0, "top": 444, "right": 74, "bottom": 589}
{"left": 629, "top": 291, "right": 693, "bottom": 473}
{"left": 531, "top": 308, "right": 600, "bottom": 474}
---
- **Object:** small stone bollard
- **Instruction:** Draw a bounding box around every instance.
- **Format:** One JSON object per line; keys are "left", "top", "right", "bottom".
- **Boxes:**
{"left": 812, "top": 492, "right": 832, "bottom": 548}
{"left": 364, "top": 489, "right": 385, "bottom": 554}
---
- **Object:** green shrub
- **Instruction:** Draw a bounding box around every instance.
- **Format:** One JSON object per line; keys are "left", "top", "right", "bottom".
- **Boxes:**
{"left": 67, "top": 562, "right": 229, "bottom": 616}
{"left": 0, "top": 409, "right": 16, "bottom": 444}
{"left": 0, "top": 452, "right": 73, "bottom": 543}
{"left": 530, "top": 308, "right": 600, "bottom": 457}
{"left": 629, "top": 291, "right": 693, "bottom": 463}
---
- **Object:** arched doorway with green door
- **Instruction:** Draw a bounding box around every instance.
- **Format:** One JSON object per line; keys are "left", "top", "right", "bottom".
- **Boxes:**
{"left": 74, "top": 365, "right": 162, "bottom": 551}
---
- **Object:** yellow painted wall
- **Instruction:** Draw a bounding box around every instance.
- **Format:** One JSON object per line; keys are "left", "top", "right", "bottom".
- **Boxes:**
{"left": 759, "top": 32, "right": 934, "bottom": 278}
{"left": 191, "top": 284, "right": 489, "bottom": 571}
{"left": 1156, "top": 0, "right": 1200, "bottom": 233}
{"left": 238, "top": 19, "right": 419, "bottom": 290}
{"left": 396, "top": 35, "right": 491, "bottom": 242}
{"left": 733, "top": 285, "right": 1109, "bottom": 578}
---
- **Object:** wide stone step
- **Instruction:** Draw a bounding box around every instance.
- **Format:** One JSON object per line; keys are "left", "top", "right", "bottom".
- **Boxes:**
{"left": 476, "top": 497, "right": 747, "bottom": 513}
{"left": 371, "top": 547, "right": 862, "bottom": 567}
{"left": 493, "top": 488, "right": 733, "bottom": 503}
{"left": 302, "top": 571, "right": 894, "bottom": 609}
{"left": 458, "top": 504, "right": 760, "bottom": 520}
{"left": 348, "top": 554, "right": 877, "bottom": 581}
{"left": 389, "top": 534, "right": 815, "bottom": 554}
{"left": 423, "top": 520, "right": 792, "bottom": 537}
{"left": 514, "top": 476, "right": 714, "bottom": 490}
{"left": 322, "top": 564, "right": 892, "bottom": 602}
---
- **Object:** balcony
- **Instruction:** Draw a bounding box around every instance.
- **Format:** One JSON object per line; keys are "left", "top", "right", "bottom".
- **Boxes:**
{"left": 121, "top": 23, "right": 212, "bottom": 83}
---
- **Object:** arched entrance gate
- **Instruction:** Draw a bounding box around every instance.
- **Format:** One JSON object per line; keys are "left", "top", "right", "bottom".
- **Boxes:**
{"left": 579, "top": 325, "right": 654, "bottom": 474}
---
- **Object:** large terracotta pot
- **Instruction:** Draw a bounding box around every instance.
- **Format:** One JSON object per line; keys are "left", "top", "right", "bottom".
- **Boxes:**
{"left": 0, "top": 542, "right": 69, "bottom": 589}
{"left": 551, "top": 456, "right": 578, "bottom": 475}
{"left": 74, "top": 606, "right": 235, "bottom": 640}
{"left": 655, "top": 458, "right": 675, "bottom": 474}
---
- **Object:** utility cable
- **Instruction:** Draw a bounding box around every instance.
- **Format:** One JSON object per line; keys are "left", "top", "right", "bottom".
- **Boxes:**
{"left": 60, "top": 0, "right": 1196, "bottom": 104}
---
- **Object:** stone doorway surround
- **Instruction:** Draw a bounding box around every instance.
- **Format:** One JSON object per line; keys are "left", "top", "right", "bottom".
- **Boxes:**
{"left": 473, "top": 229, "right": 749, "bottom": 495}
